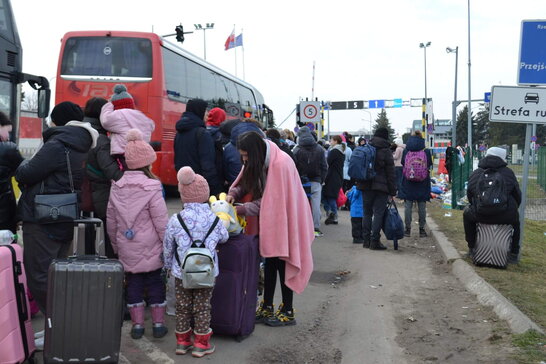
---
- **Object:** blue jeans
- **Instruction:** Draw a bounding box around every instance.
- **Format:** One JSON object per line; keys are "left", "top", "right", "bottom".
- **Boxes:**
{"left": 323, "top": 197, "right": 338, "bottom": 216}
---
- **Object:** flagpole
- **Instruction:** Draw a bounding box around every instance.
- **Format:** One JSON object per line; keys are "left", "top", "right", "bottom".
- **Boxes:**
{"left": 241, "top": 28, "right": 245, "bottom": 81}
{"left": 233, "top": 24, "right": 237, "bottom": 77}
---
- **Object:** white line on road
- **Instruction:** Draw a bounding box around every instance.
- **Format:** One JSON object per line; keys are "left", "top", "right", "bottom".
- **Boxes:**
{"left": 121, "top": 323, "right": 174, "bottom": 364}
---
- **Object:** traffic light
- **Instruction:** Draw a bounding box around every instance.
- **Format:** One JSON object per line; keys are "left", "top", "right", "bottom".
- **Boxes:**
{"left": 296, "top": 103, "right": 305, "bottom": 127}
{"left": 175, "top": 25, "right": 185, "bottom": 43}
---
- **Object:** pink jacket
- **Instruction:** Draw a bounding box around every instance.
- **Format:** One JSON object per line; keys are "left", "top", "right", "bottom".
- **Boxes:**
{"left": 107, "top": 171, "right": 168, "bottom": 273}
{"left": 230, "top": 140, "right": 314, "bottom": 294}
{"left": 100, "top": 102, "right": 155, "bottom": 155}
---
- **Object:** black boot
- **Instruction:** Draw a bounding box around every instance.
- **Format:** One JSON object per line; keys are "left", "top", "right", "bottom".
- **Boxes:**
{"left": 404, "top": 228, "right": 411, "bottom": 237}
{"left": 362, "top": 238, "right": 371, "bottom": 249}
{"left": 370, "top": 240, "right": 387, "bottom": 250}
{"left": 324, "top": 213, "right": 334, "bottom": 225}
{"left": 419, "top": 228, "right": 427, "bottom": 237}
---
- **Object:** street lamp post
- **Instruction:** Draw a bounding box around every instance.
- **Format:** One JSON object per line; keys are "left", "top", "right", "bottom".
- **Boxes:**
{"left": 447, "top": 46, "right": 458, "bottom": 147}
{"left": 419, "top": 41, "right": 431, "bottom": 141}
{"left": 362, "top": 109, "right": 372, "bottom": 136}
{"left": 194, "top": 23, "right": 214, "bottom": 60}
{"left": 467, "top": 0, "right": 472, "bottom": 151}
{"left": 419, "top": 42, "right": 431, "bottom": 100}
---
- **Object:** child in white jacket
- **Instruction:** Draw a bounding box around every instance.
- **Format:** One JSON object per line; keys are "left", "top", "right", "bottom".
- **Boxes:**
{"left": 100, "top": 84, "right": 155, "bottom": 159}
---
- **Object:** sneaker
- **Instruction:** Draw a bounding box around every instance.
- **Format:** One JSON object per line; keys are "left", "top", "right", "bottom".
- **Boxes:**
{"left": 314, "top": 229, "right": 324, "bottom": 237}
{"left": 265, "top": 307, "right": 296, "bottom": 327}
{"left": 419, "top": 228, "right": 427, "bottom": 238}
{"left": 255, "top": 301, "right": 274, "bottom": 323}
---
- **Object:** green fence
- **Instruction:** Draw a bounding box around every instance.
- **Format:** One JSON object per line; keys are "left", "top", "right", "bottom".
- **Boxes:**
{"left": 538, "top": 146, "right": 546, "bottom": 191}
{"left": 450, "top": 147, "right": 472, "bottom": 209}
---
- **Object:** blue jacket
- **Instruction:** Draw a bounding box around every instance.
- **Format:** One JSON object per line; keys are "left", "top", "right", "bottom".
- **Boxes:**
{"left": 346, "top": 186, "right": 363, "bottom": 218}
{"left": 398, "top": 136, "right": 432, "bottom": 202}
{"left": 223, "top": 122, "right": 263, "bottom": 186}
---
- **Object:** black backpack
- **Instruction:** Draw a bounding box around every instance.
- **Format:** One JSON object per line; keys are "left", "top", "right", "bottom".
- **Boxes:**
{"left": 294, "top": 145, "right": 321, "bottom": 180}
{"left": 475, "top": 168, "right": 508, "bottom": 215}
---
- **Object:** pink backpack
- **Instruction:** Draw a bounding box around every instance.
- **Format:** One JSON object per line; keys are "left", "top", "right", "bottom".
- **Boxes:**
{"left": 403, "top": 150, "right": 428, "bottom": 182}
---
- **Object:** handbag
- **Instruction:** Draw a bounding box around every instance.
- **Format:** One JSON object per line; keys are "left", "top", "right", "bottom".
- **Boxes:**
{"left": 34, "top": 149, "right": 79, "bottom": 224}
{"left": 382, "top": 200, "right": 404, "bottom": 250}
{"left": 336, "top": 188, "right": 347, "bottom": 208}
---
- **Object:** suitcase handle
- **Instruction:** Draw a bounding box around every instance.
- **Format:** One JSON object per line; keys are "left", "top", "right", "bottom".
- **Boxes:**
{"left": 67, "top": 254, "right": 108, "bottom": 261}
{"left": 72, "top": 218, "right": 105, "bottom": 256}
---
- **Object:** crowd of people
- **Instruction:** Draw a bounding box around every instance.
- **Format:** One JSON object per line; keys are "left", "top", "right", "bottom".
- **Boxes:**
{"left": 0, "top": 82, "right": 522, "bottom": 358}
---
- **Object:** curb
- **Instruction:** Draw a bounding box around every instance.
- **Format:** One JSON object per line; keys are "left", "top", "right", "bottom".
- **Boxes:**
{"left": 427, "top": 216, "right": 544, "bottom": 335}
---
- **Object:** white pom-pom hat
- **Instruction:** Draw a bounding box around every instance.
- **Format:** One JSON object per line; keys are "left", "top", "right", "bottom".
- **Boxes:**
{"left": 177, "top": 166, "right": 210, "bottom": 203}
{"left": 124, "top": 129, "right": 156, "bottom": 169}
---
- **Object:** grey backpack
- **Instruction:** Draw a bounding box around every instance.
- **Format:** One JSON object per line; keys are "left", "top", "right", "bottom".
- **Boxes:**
{"left": 175, "top": 214, "right": 219, "bottom": 289}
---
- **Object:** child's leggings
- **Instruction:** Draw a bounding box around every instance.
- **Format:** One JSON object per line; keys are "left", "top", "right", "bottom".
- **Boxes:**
{"left": 263, "top": 257, "right": 293, "bottom": 311}
{"left": 175, "top": 278, "right": 213, "bottom": 333}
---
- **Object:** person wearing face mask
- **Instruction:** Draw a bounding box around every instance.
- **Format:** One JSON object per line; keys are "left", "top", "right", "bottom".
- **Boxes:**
{"left": 0, "top": 111, "right": 24, "bottom": 233}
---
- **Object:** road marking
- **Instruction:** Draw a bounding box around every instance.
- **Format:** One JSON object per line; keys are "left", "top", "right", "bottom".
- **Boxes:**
{"left": 121, "top": 323, "right": 174, "bottom": 363}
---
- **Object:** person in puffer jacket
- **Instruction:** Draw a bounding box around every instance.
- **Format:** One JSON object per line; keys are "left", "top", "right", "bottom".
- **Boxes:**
{"left": 107, "top": 129, "right": 168, "bottom": 341}
{"left": 163, "top": 166, "right": 228, "bottom": 358}
{"left": 100, "top": 84, "right": 155, "bottom": 159}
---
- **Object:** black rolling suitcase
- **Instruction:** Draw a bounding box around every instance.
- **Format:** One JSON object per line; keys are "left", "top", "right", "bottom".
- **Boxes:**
{"left": 472, "top": 223, "right": 513, "bottom": 269}
{"left": 44, "top": 218, "right": 124, "bottom": 364}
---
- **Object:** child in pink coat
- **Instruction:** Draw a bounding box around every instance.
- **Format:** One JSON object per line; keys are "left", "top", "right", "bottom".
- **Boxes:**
{"left": 107, "top": 129, "right": 168, "bottom": 340}
{"left": 100, "top": 84, "right": 155, "bottom": 158}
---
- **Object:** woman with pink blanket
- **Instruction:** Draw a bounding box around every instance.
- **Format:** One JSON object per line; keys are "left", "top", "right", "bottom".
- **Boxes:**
{"left": 226, "top": 131, "right": 314, "bottom": 327}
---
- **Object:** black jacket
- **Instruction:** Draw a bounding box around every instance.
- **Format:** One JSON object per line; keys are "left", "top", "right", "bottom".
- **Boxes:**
{"left": 86, "top": 119, "right": 124, "bottom": 220}
{"left": 323, "top": 145, "right": 345, "bottom": 198}
{"left": 293, "top": 132, "right": 327, "bottom": 183}
{"left": 174, "top": 111, "right": 221, "bottom": 195}
{"left": 0, "top": 141, "right": 24, "bottom": 232}
{"left": 16, "top": 124, "right": 94, "bottom": 241}
{"left": 356, "top": 136, "right": 397, "bottom": 196}
{"left": 398, "top": 136, "right": 432, "bottom": 202}
{"left": 467, "top": 155, "right": 521, "bottom": 223}
{"left": 223, "top": 122, "right": 263, "bottom": 186}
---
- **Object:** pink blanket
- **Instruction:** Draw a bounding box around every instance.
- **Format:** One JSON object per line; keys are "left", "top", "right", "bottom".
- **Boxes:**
{"left": 232, "top": 140, "right": 314, "bottom": 294}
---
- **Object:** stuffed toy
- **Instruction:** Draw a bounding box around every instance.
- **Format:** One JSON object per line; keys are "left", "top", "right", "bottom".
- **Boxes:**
{"left": 209, "top": 192, "right": 245, "bottom": 235}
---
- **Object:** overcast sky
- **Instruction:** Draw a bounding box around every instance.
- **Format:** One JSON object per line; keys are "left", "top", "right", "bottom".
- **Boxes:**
{"left": 12, "top": 0, "right": 546, "bottom": 135}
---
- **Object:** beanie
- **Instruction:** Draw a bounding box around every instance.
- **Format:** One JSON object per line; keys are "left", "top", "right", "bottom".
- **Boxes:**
{"left": 486, "top": 146, "right": 507, "bottom": 162}
{"left": 177, "top": 166, "right": 210, "bottom": 204}
{"left": 186, "top": 99, "right": 208, "bottom": 121}
{"left": 50, "top": 101, "right": 84, "bottom": 126}
{"left": 110, "top": 84, "right": 135, "bottom": 110}
{"left": 374, "top": 127, "right": 389, "bottom": 141}
{"left": 206, "top": 107, "right": 227, "bottom": 127}
{"left": 124, "top": 129, "right": 156, "bottom": 169}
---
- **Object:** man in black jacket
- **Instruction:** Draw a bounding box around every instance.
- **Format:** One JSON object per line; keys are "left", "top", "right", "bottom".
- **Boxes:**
{"left": 463, "top": 147, "right": 522, "bottom": 262}
{"left": 293, "top": 126, "right": 328, "bottom": 237}
{"left": 174, "top": 99, "right": 222, "bottom": 195}
{"left": 356, "top": 127, "right": 397, "bottom": 250}
{"left": 16, "top": 101, "right": 98, "bottom": 313}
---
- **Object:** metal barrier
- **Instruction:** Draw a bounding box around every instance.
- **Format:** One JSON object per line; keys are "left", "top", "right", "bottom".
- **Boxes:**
{"left": 450, "top": 147, "right": 472, "bottom": 209}
{"left": 538, "top": 146, "right": 546, "bottom": 191}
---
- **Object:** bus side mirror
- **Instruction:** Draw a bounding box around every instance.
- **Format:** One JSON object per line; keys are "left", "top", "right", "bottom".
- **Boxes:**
{"left": 37, "top": 88, "right": 50, "bottom": 118}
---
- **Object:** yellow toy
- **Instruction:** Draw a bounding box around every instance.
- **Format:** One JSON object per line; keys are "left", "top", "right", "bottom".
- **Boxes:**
{"left": 209, "top": 193, "right": 245, "bottom": 235}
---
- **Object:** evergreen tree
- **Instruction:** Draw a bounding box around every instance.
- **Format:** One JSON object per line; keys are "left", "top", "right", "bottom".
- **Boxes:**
{"left": 372, "top": 109, "right": 395, "bottom": 141}
{"left": 455, "top": 106, "right": 468, "bottom": 147}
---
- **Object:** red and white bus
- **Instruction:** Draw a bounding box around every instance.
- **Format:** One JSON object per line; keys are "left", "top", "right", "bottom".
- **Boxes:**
{"left": 55, "top": 30, "right": 273, "bottom": 186}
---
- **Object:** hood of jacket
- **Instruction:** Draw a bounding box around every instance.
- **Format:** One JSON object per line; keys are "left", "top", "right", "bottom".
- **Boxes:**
{"left": 110, "top": 171, "right": 163, "bottom": 228}
{"left": 369, "top": 136, "right": 391, "bottom": 150}
{"left": 175, "top": 111, "right": 206, "bottom": 133}
{"left": 84, "top": 116, "right": 106, "bottom": 135}
{"left": 297, "top": 128, "right": 316, "bottom": 147}
{"left": 229, "top": 122, "right": 264, "bottom": 145}
{"left": 43, "top": 121, "right": 98, "bottom": 151}
{"left": 478, "top": 155, "right": 507, "bottom": 169}
{"left": 405, "top": 136, "right": 425, "bottom": 151}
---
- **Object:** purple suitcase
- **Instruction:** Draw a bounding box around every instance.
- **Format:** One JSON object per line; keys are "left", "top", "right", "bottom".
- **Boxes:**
{"left": 210, "top": 234, "right": 259, "bottom": 341}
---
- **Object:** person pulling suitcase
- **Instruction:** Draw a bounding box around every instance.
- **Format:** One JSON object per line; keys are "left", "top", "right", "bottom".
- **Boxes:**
{"left": 163, "top": 167, "right": 229, "bottom": 358}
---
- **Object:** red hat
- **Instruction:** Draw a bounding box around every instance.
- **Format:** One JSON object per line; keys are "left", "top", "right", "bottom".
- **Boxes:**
{"left": 206, "top": 107, "right": 227, "bottom": 127}
{"left": 110, "top": 84, "right": 135, "bottom": 110}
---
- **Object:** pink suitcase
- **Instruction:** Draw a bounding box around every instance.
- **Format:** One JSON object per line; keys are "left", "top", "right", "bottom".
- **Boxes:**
{"left": 0, "top": 243, "right": 36, "bottom": 363}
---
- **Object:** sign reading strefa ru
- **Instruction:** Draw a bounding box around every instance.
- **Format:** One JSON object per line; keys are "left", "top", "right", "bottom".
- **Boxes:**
{"left": 518, "top": 20, "right": 546, "bottom": 85}
{"left": 489, "top": 85, "right": 546, "bottom": 123}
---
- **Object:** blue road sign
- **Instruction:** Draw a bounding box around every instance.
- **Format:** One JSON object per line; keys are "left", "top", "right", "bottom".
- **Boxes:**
{"left": 484, "top": 92, "right": 491, "bottom": 103}
{"left": 518, "top": 20, "right": 546, "bottom": 85}
{"left": 393, "top": 98, "right": 403, "bottom": 108}
{"left": 369, "top": 100, "right": 385, "bottom": 109}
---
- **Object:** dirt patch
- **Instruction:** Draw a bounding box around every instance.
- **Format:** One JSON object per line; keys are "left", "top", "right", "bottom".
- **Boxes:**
{"left": 393, "top": 230, "right": 517, "bottom": 363}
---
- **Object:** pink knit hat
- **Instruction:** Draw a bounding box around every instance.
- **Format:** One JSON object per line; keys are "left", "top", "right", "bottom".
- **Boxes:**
{"left": 124, "top": 129, "right": 156, "bottom": 169}
{"left": 177, "top": 167, "right": 210, "bottom": 203}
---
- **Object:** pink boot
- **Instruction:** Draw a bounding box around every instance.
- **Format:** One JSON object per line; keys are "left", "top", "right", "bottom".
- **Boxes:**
{"left": 175, "top": 329, "right": 193, "bottom": 355}
{"left": 127, "top": 302, "right": 145, "bottom": 339}
{"left": 192, "top": 329, "right": 214, "bottom": 358}
{"left": 150, "top": 303, "right": 168, "bottom": 338}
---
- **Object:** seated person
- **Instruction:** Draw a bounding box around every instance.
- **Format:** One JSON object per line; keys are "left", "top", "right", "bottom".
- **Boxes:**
{"left": 463, "top": 147, "right": 522, "bottom": 263}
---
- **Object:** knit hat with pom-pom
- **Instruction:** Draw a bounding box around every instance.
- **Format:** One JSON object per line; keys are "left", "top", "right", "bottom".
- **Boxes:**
{"left": 124, "top": 129, "right": 156, "bottom": 169}
{"left": 177, "top": 166, "right": 210, "bottom": 204}
{"left": 110, "top": 84, "right": 135, "bottom": 110}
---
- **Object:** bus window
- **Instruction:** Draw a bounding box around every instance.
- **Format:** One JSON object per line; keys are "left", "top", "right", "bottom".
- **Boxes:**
{"left": 215, "top": 74, "right": 229, "bottom": 107}
{"left": 236, "top": 84, "right": 256, "bottom": 114}
{"left": 61, "top": 37, "right": 152, "bottom": 78}
{"left": 200, "top": 68, "right": 216, "bottom": 104}
{"left": 0, "top": 2, "right": 15, "bottom": 43}
{"left": 224, "top": 77, "right": 239, "bottom": 103}
{"left": 163, "top": 48, "right": 186, "bottom": 101}
{"left": 185, "top": 59, "right": 201, "bottom": 99}
{"left": 0, "top": 79, "right": 11, "bottom": 115}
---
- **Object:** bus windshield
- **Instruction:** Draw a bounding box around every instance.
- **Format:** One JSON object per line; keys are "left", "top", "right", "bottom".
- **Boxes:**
{"left": 60, "top": 37, "right": 152, "bottom": 78}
